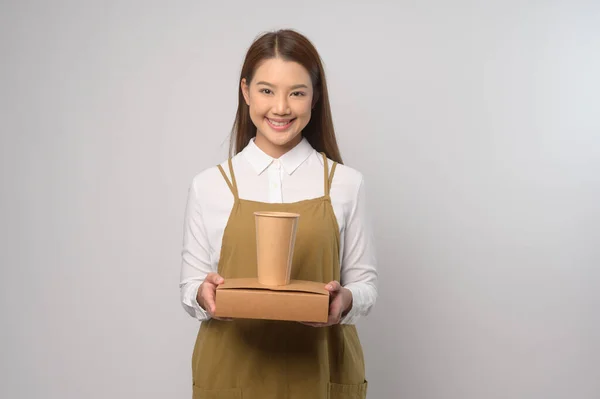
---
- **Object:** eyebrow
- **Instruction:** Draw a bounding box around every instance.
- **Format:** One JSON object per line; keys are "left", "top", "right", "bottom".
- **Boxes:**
{"left": 255, "top": 81, "right": 309, "bottom": 90}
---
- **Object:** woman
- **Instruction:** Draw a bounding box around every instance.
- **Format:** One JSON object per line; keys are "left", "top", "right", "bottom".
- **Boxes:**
{"left": 180, "top": 29, "right": 378, "bottom": 399}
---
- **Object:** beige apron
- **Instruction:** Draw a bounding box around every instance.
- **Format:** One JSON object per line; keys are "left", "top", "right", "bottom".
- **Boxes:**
{"left": 191, "top": 153, "right": 368, "bottom": 399}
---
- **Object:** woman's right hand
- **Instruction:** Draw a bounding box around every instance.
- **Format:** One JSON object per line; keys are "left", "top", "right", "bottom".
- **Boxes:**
{"left": 196, "top": 272, "right": 229, "bottom": 319}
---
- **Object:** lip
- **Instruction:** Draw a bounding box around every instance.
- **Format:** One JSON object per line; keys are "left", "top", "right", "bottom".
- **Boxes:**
{"left": 266, "top": 117, "right": 296, "bottom": 131}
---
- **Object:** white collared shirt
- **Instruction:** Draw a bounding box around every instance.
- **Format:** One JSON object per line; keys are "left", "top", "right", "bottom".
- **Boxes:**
{"left": 180, "top": 138, "right": 378, "bottom": 324}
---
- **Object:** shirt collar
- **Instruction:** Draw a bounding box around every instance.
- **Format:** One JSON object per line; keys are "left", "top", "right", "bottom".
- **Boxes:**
{"left": 242, "top": 137, "right": 314, "bottom": 175}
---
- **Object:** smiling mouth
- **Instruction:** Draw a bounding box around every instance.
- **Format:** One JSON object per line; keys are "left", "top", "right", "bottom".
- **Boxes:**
{"left": 266, "top": 118, "right": 296, "bottom": 129}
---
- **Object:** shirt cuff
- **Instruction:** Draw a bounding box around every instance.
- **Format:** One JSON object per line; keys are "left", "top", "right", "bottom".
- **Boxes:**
{"left": 182, "top": 281, "right": 211, "bottom": 321}
{"left": 340, "top": 284, "right": 365, "bottom": 325}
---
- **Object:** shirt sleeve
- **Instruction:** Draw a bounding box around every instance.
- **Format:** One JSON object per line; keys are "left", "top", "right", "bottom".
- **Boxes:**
{"left": 179, "top": 178, "right": 215, "bottom": 321}
{"left": 339, "top": 175, "right": 379, "bottom": 325}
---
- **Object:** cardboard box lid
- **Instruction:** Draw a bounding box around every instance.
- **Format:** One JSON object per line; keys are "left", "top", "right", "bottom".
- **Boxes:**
{"left": 217, "top": 278, "right": 328, "bottom": 296}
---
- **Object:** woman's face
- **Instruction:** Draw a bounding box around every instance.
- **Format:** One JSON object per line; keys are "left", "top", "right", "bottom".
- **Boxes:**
{"left": 242, "top": 58, "right": 314, "bottom": 157}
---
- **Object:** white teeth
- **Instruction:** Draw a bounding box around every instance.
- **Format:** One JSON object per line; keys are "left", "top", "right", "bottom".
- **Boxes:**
{"left": 268, "top": 119, "right": 292, "bottom": 126}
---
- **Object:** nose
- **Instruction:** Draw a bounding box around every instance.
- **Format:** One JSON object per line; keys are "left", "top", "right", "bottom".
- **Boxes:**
{"left": 273, "top": 93, "right": 290, "bottom": 115}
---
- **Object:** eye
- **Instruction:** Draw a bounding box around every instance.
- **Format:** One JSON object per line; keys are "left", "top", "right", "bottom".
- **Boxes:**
{"left": 260, "top": 88, "right": 273, "bottom": 95}
{"left": 291, "top": 91, "right": 306, "bottom": 97}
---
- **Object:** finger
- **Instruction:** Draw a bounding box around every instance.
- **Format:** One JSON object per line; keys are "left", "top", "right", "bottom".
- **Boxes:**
{"left": 324, "top": 281, "right": 341, "bottom": 293}
{"left": 213, "top": 316, "right": 234, "bottom": 321}
{"left": 328, "top": 296, "right": 343, "bottom": 324}
{"left": 206, "top": 272, "right": 225, "bottom": 285}
{"left": 203, "top": 290, "right": 217, "bottom": 315}
{"left": 326, "top": 311, "right": 340, "bottom": 325}
{"left": 299, "top": 321, "right": 327, "bottom": 327}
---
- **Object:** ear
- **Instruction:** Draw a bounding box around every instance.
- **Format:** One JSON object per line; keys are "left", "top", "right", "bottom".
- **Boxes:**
{"left": 241, "top": 78, "right": 250, "bottom": 106}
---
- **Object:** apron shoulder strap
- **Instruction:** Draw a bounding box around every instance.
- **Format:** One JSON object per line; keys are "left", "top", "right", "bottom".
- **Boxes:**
{"left": 321, "top": 152, "right": 338, "bottom": 196}
{"left": 217, "top": 158, "right": 239, "bottom": 199}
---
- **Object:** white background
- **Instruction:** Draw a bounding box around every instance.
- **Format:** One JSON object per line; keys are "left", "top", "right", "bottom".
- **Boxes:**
{"left": 1, "top": 1, "right": 599, "bottom": 398}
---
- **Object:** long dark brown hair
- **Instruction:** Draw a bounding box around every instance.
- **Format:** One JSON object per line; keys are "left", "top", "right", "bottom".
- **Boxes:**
{"left": 229, "top": 29, "right": 343, "bottom": 164}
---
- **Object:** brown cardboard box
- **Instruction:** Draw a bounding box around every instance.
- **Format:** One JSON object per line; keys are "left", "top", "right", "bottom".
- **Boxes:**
{"left": 214, "top": 277, "right": 329, "bottom": 323}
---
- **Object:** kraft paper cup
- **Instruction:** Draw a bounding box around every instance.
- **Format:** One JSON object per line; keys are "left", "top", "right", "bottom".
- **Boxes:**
{"left": 254, "top": 211, "right": 300, "bottom": 286}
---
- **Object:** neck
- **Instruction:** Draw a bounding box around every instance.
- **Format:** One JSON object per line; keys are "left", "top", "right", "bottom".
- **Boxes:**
{"left": 254, "top": 135, "right": 303, "bottom": 159}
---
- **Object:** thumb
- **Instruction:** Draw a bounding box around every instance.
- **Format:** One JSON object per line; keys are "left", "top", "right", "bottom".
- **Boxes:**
{"left": 206, "top": 272, "right": 225, "bottom": 285}
{"left": 325, "top": 281, "right": 341, "bottom": 292}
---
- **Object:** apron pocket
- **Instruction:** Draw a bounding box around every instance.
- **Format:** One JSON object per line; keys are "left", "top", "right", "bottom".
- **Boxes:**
{"left": 328, "top": 380, "right": 368, "bottom": 399}
{"left": 192, "top": 386, "right": 242, "bottom": 399}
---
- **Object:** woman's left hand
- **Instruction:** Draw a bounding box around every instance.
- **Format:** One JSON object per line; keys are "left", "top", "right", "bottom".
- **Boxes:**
{"left": 301, "top": 281, "right": 353, "bottom": 327}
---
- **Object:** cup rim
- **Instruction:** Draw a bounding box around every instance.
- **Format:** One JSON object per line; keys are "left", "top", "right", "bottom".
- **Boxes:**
{"left": 254, "top": 211, "right": 300, "bottom": 218}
